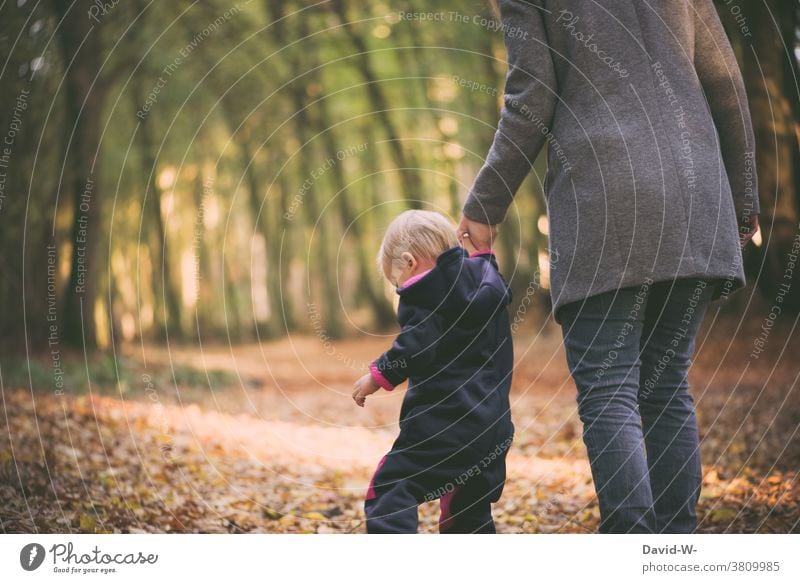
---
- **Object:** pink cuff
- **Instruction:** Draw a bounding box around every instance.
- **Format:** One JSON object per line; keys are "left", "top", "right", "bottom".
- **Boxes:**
{"left": 369, "top": 362, "right": 395, "bottom": 391}
{"left": 469, "top": 249, "right": 494, "bottom": 258}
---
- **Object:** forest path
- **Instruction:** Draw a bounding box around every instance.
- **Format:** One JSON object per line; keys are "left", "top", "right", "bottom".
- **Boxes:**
{"left": 2, "top": 328, "right": 798, "bottom": 533}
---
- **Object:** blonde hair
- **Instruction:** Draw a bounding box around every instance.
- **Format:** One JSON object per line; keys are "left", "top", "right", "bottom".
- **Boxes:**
{"left": 377, "top": 210, "right": 459, "bottom": 280}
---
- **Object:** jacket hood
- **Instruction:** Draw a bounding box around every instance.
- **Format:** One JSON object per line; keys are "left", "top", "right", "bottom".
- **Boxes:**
{"left": 396, "top": 246, "right": 512, "bottom": 326}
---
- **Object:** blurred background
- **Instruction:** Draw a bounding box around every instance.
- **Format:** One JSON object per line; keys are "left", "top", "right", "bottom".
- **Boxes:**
{"left": 0, "top": 0, "right": 798, "bottom": 534}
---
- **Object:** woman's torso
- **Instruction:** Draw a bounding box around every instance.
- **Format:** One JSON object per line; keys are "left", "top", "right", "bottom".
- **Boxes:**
{"left": 536, "top": 0, "right": 744, "bottom": 316}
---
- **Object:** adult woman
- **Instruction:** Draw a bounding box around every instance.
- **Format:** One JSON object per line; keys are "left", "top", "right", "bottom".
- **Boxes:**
{"left": 458, "top": 0, "right": 759, "bottom": 533}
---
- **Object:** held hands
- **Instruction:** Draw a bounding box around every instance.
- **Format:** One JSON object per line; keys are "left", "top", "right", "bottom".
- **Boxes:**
{"left": 459, "top": 229, "right": 478, "bottom": 254}
{"left": 457, "top": 215, "right": 497, "bottom": 253}
{"left": 352, "top": 373, "right": 380, "bottom": 407}
{"left": 739, "top": 214, "right": 759, "bottom": 248}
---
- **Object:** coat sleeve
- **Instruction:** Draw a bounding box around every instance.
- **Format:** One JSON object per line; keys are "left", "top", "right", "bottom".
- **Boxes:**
{"left": 693, "top": 0, "right": 760, "bottom": 220}
{"left": 462, "top": 251, "right": 513, "bottom": 324}
{"left": 369, "top": 302, "right": 445, "bottom": 390}
{"left": 462, "top": 0, "right": 557, "bottom": 225}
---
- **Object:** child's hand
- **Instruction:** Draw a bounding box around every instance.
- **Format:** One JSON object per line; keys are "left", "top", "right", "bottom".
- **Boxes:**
{"left": 460, "top": 231, "right": 478, "bottom": 254}
{"left": 352, "top": 373, "right": 380, "bottom": 407}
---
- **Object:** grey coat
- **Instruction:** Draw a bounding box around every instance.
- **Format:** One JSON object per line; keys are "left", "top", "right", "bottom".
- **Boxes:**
{"left": 462, "top": 0, "right": 760, "bottom": 321}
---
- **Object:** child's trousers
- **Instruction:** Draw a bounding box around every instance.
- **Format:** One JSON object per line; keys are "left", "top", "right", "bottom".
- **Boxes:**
{"left": 364, "top": 450, "right": 505, "bottom": 533}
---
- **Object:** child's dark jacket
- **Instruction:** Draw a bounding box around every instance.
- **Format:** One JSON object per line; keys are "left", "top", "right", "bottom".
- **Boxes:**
{"left": 369, "top": 246, "right": 515, "bottom": 495}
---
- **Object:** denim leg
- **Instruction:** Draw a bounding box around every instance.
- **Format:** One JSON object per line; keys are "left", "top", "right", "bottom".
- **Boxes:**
{"left": 638, "top": 279, "right": 711, "bottom": 533}
{"left": 560, "top": 286, "right": 655, "bottom": 533}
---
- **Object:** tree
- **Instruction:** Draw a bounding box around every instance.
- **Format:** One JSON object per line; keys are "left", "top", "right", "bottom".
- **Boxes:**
{"left": 725, "top": 0, "right": 800, "bottom": 309}
{"left": 329, "top": 0, "right": 424, "bottom": 210}
{"left": 265, "top": 0, "right": 344, "bottom": 338}
{"left": 49, "top": 0, "right": 126, "bottom": 348}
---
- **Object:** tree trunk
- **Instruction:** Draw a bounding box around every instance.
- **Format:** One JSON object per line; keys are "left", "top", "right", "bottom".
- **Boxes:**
{"left": 191, "top": 169, "right": 213, "bottom": 338}
{"left": 739, "top": 0, "right": 800, "bottom": 309}
{"left": 330, "top": 0, "right": 423, "bottom": 209}
{"left": 273, "top": 169, "right": 298, "bottom": 331}
{"left": 0, "top": 1, "right": 55, "bottom": 353}
{"left": 265, "top": 0, "right": 343, "bottom": 338}
{"left": 400, "top": 4, "right": 461, "bottom": 216}
{"left": 235, "top": 132, "right": 286, "bottom": 338}
{"left": 51, "top": 0, "right": 110, "bottom": 348}
{"left": 223, "top": 252, "right": 244, "bottom": 342}
{"left": 311, "top": 76, "right": 396, "bottom": 327}
{"left": 132, "top": 84, "right": 183, "bottom": 340}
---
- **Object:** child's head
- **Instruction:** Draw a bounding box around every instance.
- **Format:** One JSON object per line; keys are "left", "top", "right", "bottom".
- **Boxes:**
{"left": 377, "top": 210, "right": 459, "bottom": 287}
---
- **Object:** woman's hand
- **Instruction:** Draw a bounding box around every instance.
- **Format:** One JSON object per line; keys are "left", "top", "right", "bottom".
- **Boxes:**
{"left": 352, "top": 373, "right": 380, "bottom": 407}
{"left": 457, "top": 215, "right": 497, "bottom": 252}
{"left": 739, "top": 214, "right": 759, "bottom": 247}
{"left": 460, "top": 230, "right": 478, "bottom": 254}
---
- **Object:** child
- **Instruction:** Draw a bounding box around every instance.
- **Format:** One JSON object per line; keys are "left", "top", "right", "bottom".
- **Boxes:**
{"left": 352, "top": 209, "right": 515, "bottom": 533}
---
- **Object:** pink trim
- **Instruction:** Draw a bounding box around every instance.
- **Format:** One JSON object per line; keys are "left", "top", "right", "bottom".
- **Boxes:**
{"left": 365, "top": 455, "right": 388, "bottom": 500}
{"left": 438, "top": 487, "right": 460, "bottom": 533}
{"left": 369, "top": 362, "right": 395, "bottom": 391}
{"left": 399, "top": 268, "right": 432, "bottom": 289}
{"left": 469, "top": 249, "right": 494, "bottom": 258}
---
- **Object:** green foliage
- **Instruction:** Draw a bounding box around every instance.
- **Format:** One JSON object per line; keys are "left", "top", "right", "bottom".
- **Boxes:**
{"left": 3, "top": 0, "right": 793, "bottom": 351}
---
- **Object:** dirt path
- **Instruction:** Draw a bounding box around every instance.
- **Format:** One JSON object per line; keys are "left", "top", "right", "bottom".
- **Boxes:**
{"left": 1, "top": 330, "right": 798, "bottom": 533}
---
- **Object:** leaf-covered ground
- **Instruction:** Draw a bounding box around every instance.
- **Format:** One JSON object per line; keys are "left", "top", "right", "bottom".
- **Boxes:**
{"left": 1, "top": 322, "right": 798, "bottom": 533}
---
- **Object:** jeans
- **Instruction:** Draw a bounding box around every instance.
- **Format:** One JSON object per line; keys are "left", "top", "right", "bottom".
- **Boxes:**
{"left": 559, "top": 278, "right": 713, "bottom": 533}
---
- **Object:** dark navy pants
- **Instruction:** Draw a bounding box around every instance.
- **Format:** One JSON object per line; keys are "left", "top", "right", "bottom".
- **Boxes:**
{"left": 364, "top": 450, "right": 505, "bottom": 533}
{"left": 559, "top": 278, "right": 713, "bottom": 533}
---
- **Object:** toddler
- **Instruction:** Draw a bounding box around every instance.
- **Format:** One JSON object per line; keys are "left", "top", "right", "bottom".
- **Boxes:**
{"left": 352, "top": 210, "right": 515, "bottom": 533}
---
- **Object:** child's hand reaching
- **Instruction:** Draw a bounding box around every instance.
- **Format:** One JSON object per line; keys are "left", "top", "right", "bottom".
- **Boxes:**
{"left": 352, "top": 373, "right": 380, "bottom": 407}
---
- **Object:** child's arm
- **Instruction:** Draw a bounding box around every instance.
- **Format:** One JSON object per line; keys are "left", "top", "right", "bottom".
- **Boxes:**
{"left": 460, "top": 240, "right": 513, "bottom": 323}
{"left": 368, "top": 302, "right": 445, "bottom": 392}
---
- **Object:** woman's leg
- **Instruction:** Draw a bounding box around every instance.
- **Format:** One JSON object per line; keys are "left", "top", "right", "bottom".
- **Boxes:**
{"left": 638, "top": 279, "right": 712, "bottom": 533}
{"left": 560, "top": 285, "right": 655, "bottom": 533}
